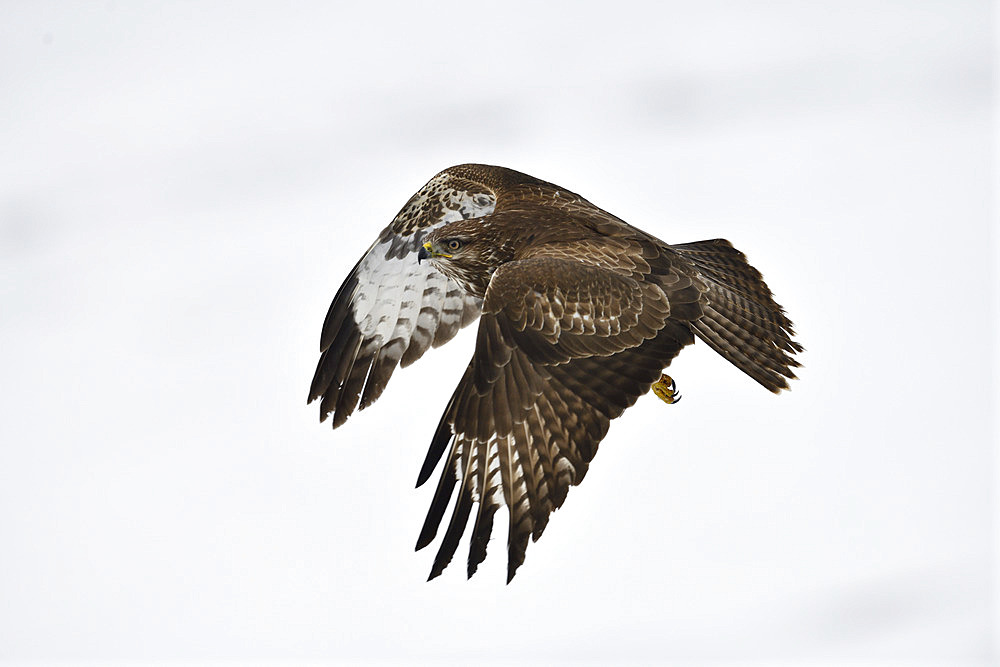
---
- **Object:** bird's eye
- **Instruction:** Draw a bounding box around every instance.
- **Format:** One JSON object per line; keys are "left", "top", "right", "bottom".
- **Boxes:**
{"left": 446, "top": 239, "right": 463, "bottom": 252}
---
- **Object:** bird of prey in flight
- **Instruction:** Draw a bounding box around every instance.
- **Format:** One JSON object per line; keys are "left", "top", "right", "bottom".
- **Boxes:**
{"left": 308, "top": 164, "right": 801, "bottom": 582}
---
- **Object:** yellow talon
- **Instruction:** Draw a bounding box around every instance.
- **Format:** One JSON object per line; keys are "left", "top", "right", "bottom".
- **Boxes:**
{"left": 652, "top": 373, "right": 681, "bottom": 405}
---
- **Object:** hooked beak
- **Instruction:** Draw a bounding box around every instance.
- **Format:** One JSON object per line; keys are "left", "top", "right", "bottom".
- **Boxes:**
{"left": 418, "top": 241, "right": 450, "bottom": 264}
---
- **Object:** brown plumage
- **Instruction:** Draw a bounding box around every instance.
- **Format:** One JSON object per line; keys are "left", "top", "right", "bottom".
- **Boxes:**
{"left": 309, "top": 164, "right": 802, "bottom": 582}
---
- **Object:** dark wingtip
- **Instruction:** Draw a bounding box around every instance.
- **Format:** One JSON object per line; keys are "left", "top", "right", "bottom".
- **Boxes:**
{"left": 331, "top": 408, "right": 350, "bottom": 430}
{"left": 428, "top": 561, "right": 447, "bottom": 581}
{"left": 415, "top": 462, "right": 435, "bottom": 488}
{"left": 415, "top": 528, "right": 435, "bottom": 552}
{"left": 416, "top": 423, "right": 452, "bottom": 487}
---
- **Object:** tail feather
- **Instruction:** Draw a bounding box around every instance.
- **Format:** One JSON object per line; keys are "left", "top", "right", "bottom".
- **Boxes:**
{"left": 673, "top": 239, "right": 802, "bottom": 392}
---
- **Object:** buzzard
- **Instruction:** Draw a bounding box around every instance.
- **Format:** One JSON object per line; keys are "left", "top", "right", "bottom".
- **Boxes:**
{"left": 309, "top": 164, "right": 801, "bottom": 582}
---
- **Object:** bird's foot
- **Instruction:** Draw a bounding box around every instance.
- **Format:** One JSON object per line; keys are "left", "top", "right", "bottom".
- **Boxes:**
{"left": 652, "top": 374, "right": 681, "bottom": 405}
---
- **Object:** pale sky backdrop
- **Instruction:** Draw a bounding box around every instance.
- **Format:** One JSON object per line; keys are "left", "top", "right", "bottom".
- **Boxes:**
{"left": 1, "top": 1, "right": 996, "bottom": 665}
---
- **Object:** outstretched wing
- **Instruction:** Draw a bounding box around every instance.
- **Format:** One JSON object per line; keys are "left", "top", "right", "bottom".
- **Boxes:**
{"left": 308, "top": 175, "right": 496, "bottom": 428}
{"left": 415, "top": 253, "right": 705, "bottom": 582}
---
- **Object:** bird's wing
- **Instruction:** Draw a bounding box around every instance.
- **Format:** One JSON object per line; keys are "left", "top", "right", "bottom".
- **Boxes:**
{"left": 415, "top": 255, "right": 705, "bottom": 582}
{"left": 308, "top": 223, "right": 482, "bottom": 429}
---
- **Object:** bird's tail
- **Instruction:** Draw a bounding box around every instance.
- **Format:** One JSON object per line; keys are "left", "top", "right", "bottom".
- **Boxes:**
{"left": 671, "top": 239, "right": 802, "bottom": 392}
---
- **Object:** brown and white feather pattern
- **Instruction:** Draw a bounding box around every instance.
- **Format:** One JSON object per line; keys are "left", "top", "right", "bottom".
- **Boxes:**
{"left": 416, "top": 247, "right": 704, "bottom": 582}
{"left": 310, "top": 163, "right": 802, "bottom": 581}
{"left": 308, "top": 173, "right": 496, "bottom": 428}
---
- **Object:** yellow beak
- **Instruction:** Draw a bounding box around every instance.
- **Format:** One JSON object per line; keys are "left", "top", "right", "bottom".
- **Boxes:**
{"left": 420, "top": 241, "right": 451, "bottom": 260}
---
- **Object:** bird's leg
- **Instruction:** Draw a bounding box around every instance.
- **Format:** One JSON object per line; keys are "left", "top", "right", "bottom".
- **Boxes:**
{"left": 652, "top": 373, "right": 681, "bottom": 405}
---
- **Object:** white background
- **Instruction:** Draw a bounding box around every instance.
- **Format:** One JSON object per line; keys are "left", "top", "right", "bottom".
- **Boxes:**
{"left": 1, "top": 1, "right": 995, "bottom": 665}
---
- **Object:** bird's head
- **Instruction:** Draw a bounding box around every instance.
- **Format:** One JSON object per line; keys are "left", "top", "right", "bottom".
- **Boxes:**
{"left": 419, "top": 220, "right": 514, "bottom": 297}
{"left": 387, "top": 169, "right": 497, "bottom": 242}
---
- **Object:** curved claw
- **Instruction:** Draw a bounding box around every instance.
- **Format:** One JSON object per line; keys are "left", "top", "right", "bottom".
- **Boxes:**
{"left": 652, "top": 373, "right": 681, "bottom": 405}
